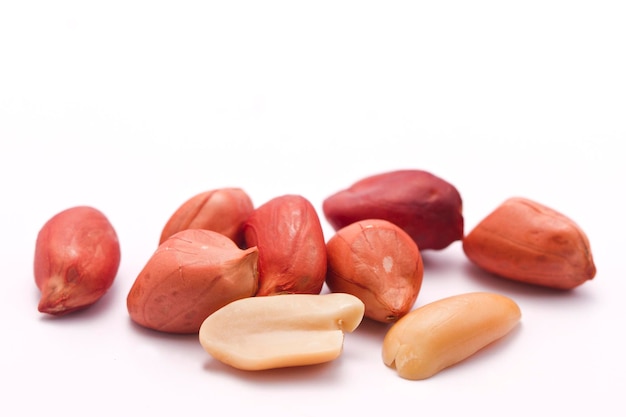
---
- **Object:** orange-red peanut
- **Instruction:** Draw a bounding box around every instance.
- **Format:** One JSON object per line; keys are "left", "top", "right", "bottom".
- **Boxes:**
{"left": 34, "top": 206, "right": 121, "bottom": 315}
{"left": 242, "top": 194, "right": 327, "bottom": 296}
{"left": 463, "top": 197, "right": 596, "bottom": 290}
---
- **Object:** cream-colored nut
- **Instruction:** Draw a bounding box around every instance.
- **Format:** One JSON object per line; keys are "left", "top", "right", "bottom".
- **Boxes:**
{"left": 382, "top": 292, "right": 521, "bottom": 380}
{"left": 199, "top": 293, "right": 365, "bottom": 371}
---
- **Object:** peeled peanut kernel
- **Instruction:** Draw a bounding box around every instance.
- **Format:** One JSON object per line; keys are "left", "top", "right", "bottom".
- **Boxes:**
{"left": 382, "top": 292, "right": 521, "bottom": 380}
{"left": 199, "top": 293, "right": 365, "bottom": 371}
{"left": 463, "top": 197, "right": 596, "bottom": 290}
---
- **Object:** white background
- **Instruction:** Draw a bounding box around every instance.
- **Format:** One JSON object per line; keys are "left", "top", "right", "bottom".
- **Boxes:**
{"left": 1, "top": 1, "right": 625, "bottom": 416}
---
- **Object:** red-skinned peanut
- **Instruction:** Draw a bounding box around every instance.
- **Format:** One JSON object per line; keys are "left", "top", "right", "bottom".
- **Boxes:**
{"left": 323, "top": 170, "right": 463, "bottom": 250}
{"left": 242, "top": 194, "right": 327, "bottom": 296}
{"left": 159, "top": 188, "right": 254, "bottom": 248}
{"left": 34, "top": 206, "right": 121, "bottom": 316}
{"left": 325, "top": 219, "right": 424, "bottom": 323}
{"left": 127, "top": 229, "right": 258, "bottom": 334}
{"left": 463, "top": 197, "right": 596, "bottom": 290}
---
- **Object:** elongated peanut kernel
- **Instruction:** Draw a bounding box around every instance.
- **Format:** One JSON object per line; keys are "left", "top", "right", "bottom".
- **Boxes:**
{"left": 382, "top": 292, "right": 521, "bottom": 380}
{"left": 199, "top": 293, "right": 365, "bottom": 371}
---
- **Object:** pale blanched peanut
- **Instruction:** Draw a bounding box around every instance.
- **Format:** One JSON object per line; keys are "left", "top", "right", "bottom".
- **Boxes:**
{"left": 199, "top": 293, "right": 365, "bottom": 371}
{"left": 382, "top": 292, "right": 521, "bottom": 380}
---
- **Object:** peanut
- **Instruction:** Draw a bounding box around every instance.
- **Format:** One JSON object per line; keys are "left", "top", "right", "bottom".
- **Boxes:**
{"left": 34, "top": 206, "right": 121, "bottom": 316}
{"left": 199, "top": 293, "right": 365, "bottom": 371}
{"left": 382, "top": 292, "right": 521, "bottom": 380}
{"left": 127, "top": 229, "right": 258, "bottom": 334}
{"left": 159, "top": 188, "right": 254, "bottom": 248}
{"left": 325, "top": 219, "right": 423, "bottom": 323}
{"left": 322, "top": 169, "right": 463, "bottom": 250}
{"left": 463, "top": 197, "right": 596, "bottom": 290}
{"left": 242, "top": 194, "right": 327, "bottom": 296}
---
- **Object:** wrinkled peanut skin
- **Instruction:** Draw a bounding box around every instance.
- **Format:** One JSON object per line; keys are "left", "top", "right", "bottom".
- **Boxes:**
{"left": 242, "top": 194, "right": 327, "bottom": 296}
{"left": 382, "top": 292, "right": 521, "bottom": 380}
{"left": 127, "top": 229, "right": 258, "bottom": 334}
{"left": 463, "top": 197, "right": 596, "bottom": 290}
{"left": 326, "top": 219, "right": 423, "bottom": 323}
{"left": 34, "top": 206, "right": 121, "bottom": 316}
{"left": 322, "top": 170, "right": 463, "bottom": 250}
{"left": 159, "top": 188, "right": 254, "bottom": 248}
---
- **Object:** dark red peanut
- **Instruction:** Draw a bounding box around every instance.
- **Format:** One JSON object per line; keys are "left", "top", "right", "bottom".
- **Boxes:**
{"left": 323, "top": 170, "right": 463, "bottom": 250}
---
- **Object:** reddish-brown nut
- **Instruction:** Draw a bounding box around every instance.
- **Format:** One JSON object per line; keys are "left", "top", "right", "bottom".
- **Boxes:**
{"left": 159, "top": 188, "right": 254, "bottom": 247}
{"left": 242, "top": 194, "right": 327, "bottom": 296}
{"left": 463, "top": 197, "right": 596, "bottom": 290}
{"left": 127, "top": 229, "right": 258, "bottom": 334}
{"left": 322, "top": 170, "right": 463, "bottom": 250}
{"left": 325, "top": 219, "right": 424, "bottom": 323}
{"left": 34, "top": 206, "right": 121, "bottom": 316}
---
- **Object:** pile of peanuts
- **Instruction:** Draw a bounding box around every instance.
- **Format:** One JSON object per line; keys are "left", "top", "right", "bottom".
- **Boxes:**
{"left": 33, "top": 169, "right": 596, "bottom": 380}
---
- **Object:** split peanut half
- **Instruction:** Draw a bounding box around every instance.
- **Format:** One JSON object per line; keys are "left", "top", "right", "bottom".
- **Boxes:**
{"left": 199, "top": 293, "right": 365, "bottom": 371}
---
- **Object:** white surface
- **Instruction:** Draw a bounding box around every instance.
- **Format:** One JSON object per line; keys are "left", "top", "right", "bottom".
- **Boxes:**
{"left": 2, "top": 1, "right": 625, "bottom": 416}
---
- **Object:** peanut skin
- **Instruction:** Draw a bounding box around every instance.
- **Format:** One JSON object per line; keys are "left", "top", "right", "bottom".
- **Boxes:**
{"left": 34, "top": 206, "right": 121, "bottom": 316}
{"left": 322, "top": 170, "right": 463, "bottom": 250}
{"left": 242, "top": 194, "right": 327, "bottom": 296}
{"left": 159, "top": 188, "right": 254, "bottom": 248}
{"left": 463, "top": 197, "right": 596, "bottom": 290}
{"left": 326, "top": 219, "right": 423, "bottom": 323}
{"left": 382, "top": 292, "right": 521, "bottom": 380}
{"left": 127, "top": 229, "right": 258, "bottom": 334}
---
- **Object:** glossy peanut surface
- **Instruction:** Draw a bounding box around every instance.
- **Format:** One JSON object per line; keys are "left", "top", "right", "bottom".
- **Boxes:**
{"left": 382, "top": 292, "right": 521, "bottom": 380}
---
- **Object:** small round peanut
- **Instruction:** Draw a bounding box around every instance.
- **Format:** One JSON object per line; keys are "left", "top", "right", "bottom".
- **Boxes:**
{"left": 325, "top": 218, "right": 423, "bottom": 323}
{"left": 382, "top": 292, "right": 521, "bottom": 380}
